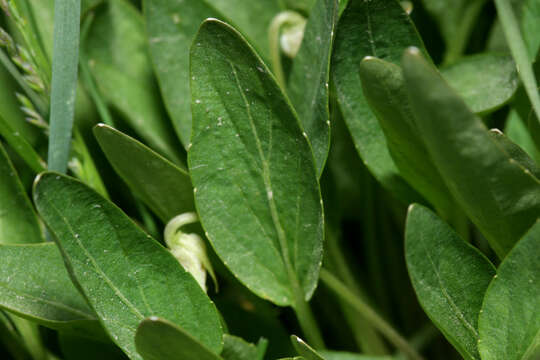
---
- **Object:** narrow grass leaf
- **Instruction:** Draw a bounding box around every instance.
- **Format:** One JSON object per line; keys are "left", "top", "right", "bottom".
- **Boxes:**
{"left": 287, "top": 0, "right": 338, "bottom": 176}
{"left": 0, "top": 114, "right": 45, "bottom": 173}
{"left": 135, "top": 317, "right": 222, "bottom": 360}
{"left": 83, "top": 0, "right": 183, "bottom": 164}
{"left": 405, "top": 204, "right": 496, "bottom": 360}
{"left": 522, "top": 0, "right": 540, "bottom": 60}
{"left": 33, "top": 172, "right": 223, "bottom": 359}
{"left": 94, "top": 124, "right": 194, "bottom": 222}
{"left": 0, "top": 243, "right": 101, "bottom": 338}
{"left": 489, "top": 129, "right": 540, "bottom": 180}
{"left": 291, "top": 336, "right": 324, "bottom": 360}
{"left": 331, "top": 0, "right": 425, "bottom": 204}
{"left": 189, "top": 19, "right": 323, "bottom": 306}
{"left": 47, "top": 0, "right": 81, "bottom": 173}
{"left": 478, "top": 220, "right": 540, "bottom": 360}
{"left": 493, "top": 0, "right": 540, "bottom": 149}
{"left": 441, "top": 53, "right": 519, "bottom": 115}
{"left": 358, "top": 57, "right": 455, "bottom": 219}
{"left": 0, "top": 143, "right": 43, "bottom": 245}
{"left": 403, "top": 48, "right": 540, "bottom": 258}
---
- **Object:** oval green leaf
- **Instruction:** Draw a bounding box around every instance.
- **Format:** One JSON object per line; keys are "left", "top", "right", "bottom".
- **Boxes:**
{"left": 0, "top": 143, "right": 43, "bottom": 245}
{"left": 33, "top": 172, "right": 223, "bottom": 359}
{"left": 287, "top": 0, "right": 338, "bottom": 176}
{"left": 0, "top": 243, "right": 100, "bottom": 337}
{"left": 478, "top": 220, "right": 540, "bottom": 360}
{"left": 135, "top": 317, "right": 222, "bottom": 360}
{"left": 94, "top": 124, "right": 194, "bottom": 222}
{"left": 331, "top": 0, "right": 425, "bottom": 203}
{"left": 405, "top": 204, "right": 496, "bottom": 360}
{"left": 358, "top": 57, "right": 455, "bottom": 219}
{"left": 402, "top": 47, "right": 540, "bottom": 258}
{"left": 189, "top": 19, "right": 323, "bottom": 306}
{"left": 83, "top": 0, "right": 183, "bottom": 164}
{"left": 441, "top": 53, "right": 519, "bottom": 115}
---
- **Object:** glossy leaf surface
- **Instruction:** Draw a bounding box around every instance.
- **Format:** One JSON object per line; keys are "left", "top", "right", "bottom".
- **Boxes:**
{"left": 83, "top": 0, "right": 182, "bottom": 164}
{"left": 135, "top": 317, "right": 222, "bottom": 360}
{"left": 287, "top": 0, "right": 338, "bottom": 176}
{"left": 403, "top": 48, "right": 540, "bottom": 258}
{"left": 189, "top": 19, "right": 323, "bottom": 306}
{"left": 405, "top": 205, "right": 496, "bottom": 360}
{"left": 0, "top": 143, "right": 43, "bottom": 245}
{"left": 34, "top": 173, "right": 223, "bottom": 359}
{"left": 478, "top": 220, "right": 540, "bottom": 360}
{"left": 441, "top": 54, "right": 518, "bottom": 114}
{"left": 331, "top": 0, "right": 425, "bottom": 203}
{"left": 94, "top": 124, "right": 194, "bottom": 222}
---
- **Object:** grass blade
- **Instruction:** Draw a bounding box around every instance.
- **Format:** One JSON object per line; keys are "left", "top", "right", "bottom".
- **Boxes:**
{"left": 47, "top": 0, "right": 81, "bottom": 173}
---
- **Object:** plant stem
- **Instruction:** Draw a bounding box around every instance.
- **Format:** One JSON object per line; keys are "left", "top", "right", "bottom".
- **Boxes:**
{"left": 291, "top": 283, "right": 325, "bottom": 350}
{"left": 47, "top": 0, "right": 81, "bottom": 173}
{"left": 319, "top": 268, "right": 425, "bottom": 360}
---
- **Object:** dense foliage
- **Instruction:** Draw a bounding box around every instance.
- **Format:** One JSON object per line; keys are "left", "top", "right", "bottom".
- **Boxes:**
{"left": 0, "top": 0, "right": 538, "bottom": 359}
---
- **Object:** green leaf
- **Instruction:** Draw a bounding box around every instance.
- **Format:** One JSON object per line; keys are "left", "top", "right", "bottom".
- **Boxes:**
{"left": 489, "top": 129, "right": 540, "bottom": 180}
{"left": 291, "top": 335, "right": 324, "bottom": 360}
{"left": 0, "top": 115, "right": 46, "bottom": 173}
{"left": 221, "top": 334, "right": 266, "bottom": 360}
{"left": 494, "top": 0, "right": 540, "bottom": 150}
{"left": 93, "top": 124, "right": 194, "bottom": 222}
{"left": 143, "top": 0, "right": 279, "bottom": 147}
{"left": 478, "top": 220, "right": 540, "bottom": 360}
{"left": 0, "top": 243, "right": 100, "bottom": 337}
{"left": 59, "top": 332, "right": 127, "bottom": 360}
{"left": 522, "top": 0, "right": 540, "bottom": 60}
{"left": 33, "top": 172, "right": 223, "bottom": 359}
{"left": 135, "top": 317, "right": 222, "bottom": 360}
{"left": 47, "top": 0, "right": 81, "bottom": 173}
{"left": 402, "top": 47, "right": 540, "bottom": 258}
{"left": 505, "top": 109, "right": 540, "bottom": 163}
{"left": 441, "top": 53, "right": 519, "bottom": 115}
{"left": 287, "top": 0, "right": 338, "bottom": 176}
{"left": 331, "top": 0, "right": 425, "bottom": 203}
{"left": 83, "top": 0, "right": 183, "bottom": 164}
{"left": 358, "top": 57, "right": 455, "bottom": 218}
{"left": 0, "top": 143, "right": 43, "bottom": 245}
{"left": 189, "top": 19, "right": 323, "bottom": 306}
{"left": 405, "top": 204, "right": 496, "bottom": 360}
{"left": 420, "top": 0, "right": 487, "bottom": 63}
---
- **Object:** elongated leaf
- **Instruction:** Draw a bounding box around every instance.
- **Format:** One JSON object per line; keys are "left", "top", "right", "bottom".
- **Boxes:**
{"left": 420, "top": 0, "right": 486, "bottom": 62}
{"left": 358, "top": 57, "right": 455, "bottom": 218}
{"left": 522, "top": 0, "right": 540, "bottom": 61}
{"left": 47, "top": 0, "right": 80, "bottom": 173}
{"left": 287, "top": 0, "right": 338, "bottom": 176}
{"left": 144, "top": 0, "right": 278, "bottom": 147}
{"left": 33, "top": 173, "right": 223, "bottom": 359}
{"left": 221, "top": 334, "right": 265, "bottom": 360}
{"left": 489, "top": 129, "right": 540, "bottom": 180}
{"left": 331, "top": 0, "right": 425, "bottom": 203}
{"left": 135, "top": 317, "right": 221, "bottom": 360}
{"left": 320, "top": 352, "right": 394, "bottom": 360}
{"left": 0, "top": 115, "right": 45, "bottom": 173}
{"left": 403, "top": 48, "right": 540, "bottom": 258}
{"left": 478, "top": 220, "right": 540, "bottom": 360}
{"left": 189, "top": 19, "right": 323, "bottom": 306}
{"left": 0, "top": 243, "right": 102, "bottom": 338}
{"left": 405, "top": 204, "right": 496, "bottom": 360}
{"left": 441, "top": 53, "right": 519, "bottom": 114}
{"left": 83, "top": 0, "right": 183, "bottom": 164}
{"left": 292, "top": 336, "right": 324, "bottom": 360}
{"left": 94, "top": 124, "right": 194, "bottom": 222}
{"left": 505, "top": 110, "right": 540, "bottom": 163}
{"left": 0, "top": 143, "right": 43, "bottom": 245}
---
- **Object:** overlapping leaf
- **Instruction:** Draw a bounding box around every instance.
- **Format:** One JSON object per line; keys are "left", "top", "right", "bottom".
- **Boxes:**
{"left": 189, "top": 19, "right": 323, "bottom": 306}
{"left": 403, "top": 48, "right": 540, "bottom": 258}
{"left": 34, "top": 173, "right": 223, "bottom": 359}
{"left": 405, "top": 205, "right": 496, "bottom": 360}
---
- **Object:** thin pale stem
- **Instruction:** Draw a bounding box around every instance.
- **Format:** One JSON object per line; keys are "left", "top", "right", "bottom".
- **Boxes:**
{"left": 320, "top": 269, "right": 425, "bottom": 360}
